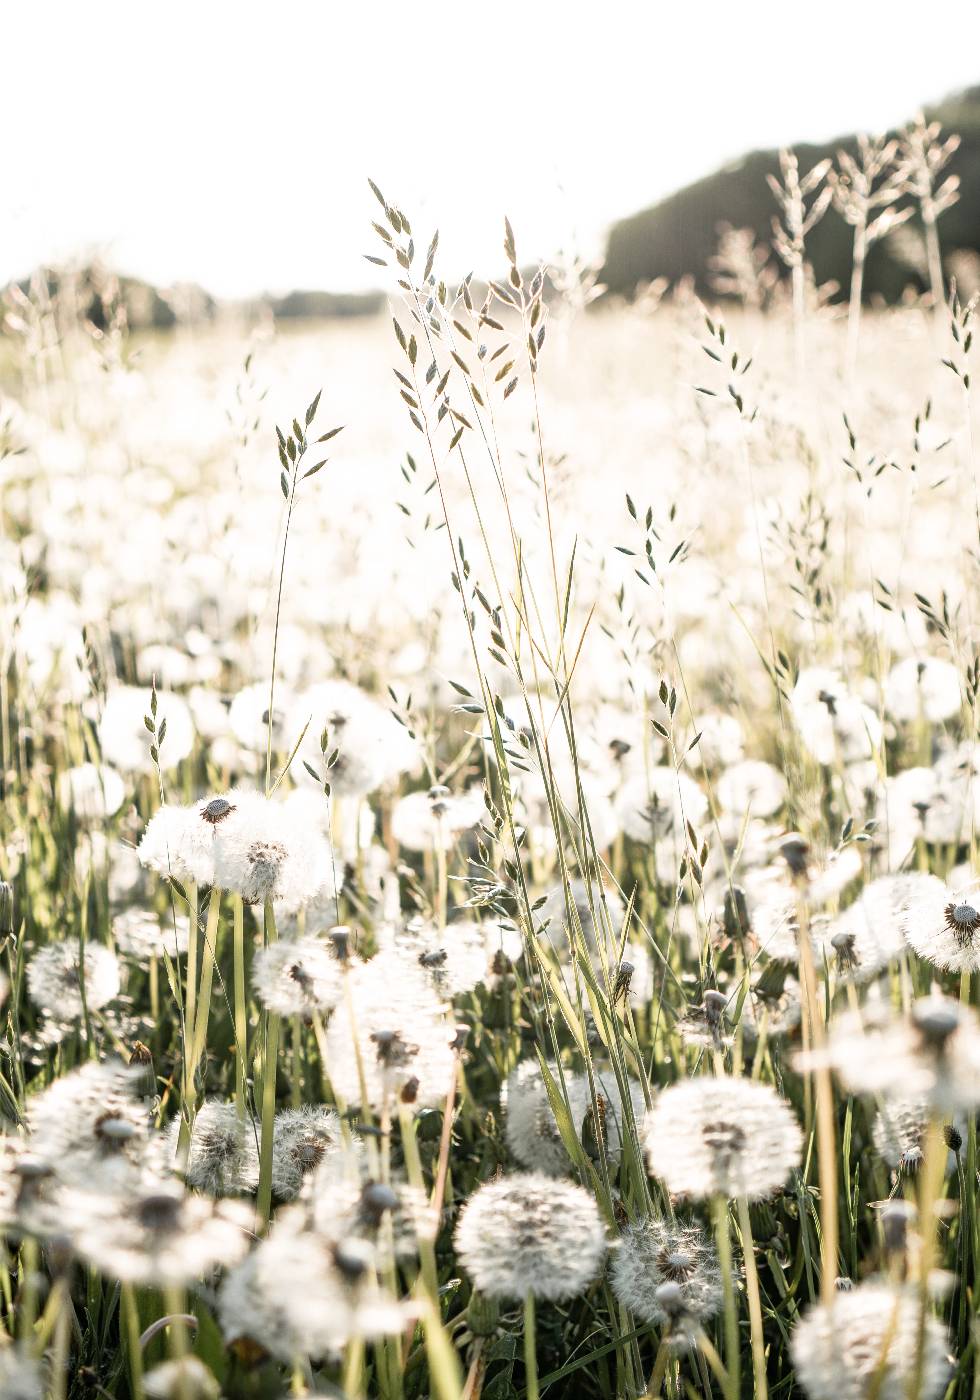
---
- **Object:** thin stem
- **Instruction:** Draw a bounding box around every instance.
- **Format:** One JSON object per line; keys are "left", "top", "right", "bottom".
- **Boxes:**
{"left": 257, "top": 898, "right": 280, "bottom": 1226}
{"left": 233, "top": 894, "right": 247, "bottom": 1120}
{"left": 122, "top": 1283, "right": 144, "bottom": 1400}
{"left": 711, "top": 1195, "right": 739, "bottom": 1400}
{"left": 737, "top": 1194, "right": 768, "bottom": 1400}
{"left": 523, "top": 1291, "right": 539, "bottom": 1400}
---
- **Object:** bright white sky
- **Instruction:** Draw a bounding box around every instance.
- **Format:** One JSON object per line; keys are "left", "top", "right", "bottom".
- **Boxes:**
{"left": 5, "top": 1, "right": 980, "bottom": 297}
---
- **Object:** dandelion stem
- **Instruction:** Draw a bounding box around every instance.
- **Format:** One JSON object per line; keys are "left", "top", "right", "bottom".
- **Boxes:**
{"left": 523, "top": 1291, "right": 540, "bottom": 1400}
{"left": 257, "top": 899, "right": 280, "bottom": 1226}
{"left": 737, "top": 1194, "right": 768, "bottom": 1400}
{"left": 121, "top": 1282, "right": 144, "bottom": 1400}
{"left": 711, "top": 1195, "right": 739, "bottom": 1400}
{"left": 233, "top": 894, "right": 247, "bottom": 1120}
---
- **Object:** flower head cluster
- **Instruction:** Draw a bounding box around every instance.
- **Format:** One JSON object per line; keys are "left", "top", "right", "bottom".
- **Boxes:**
{"left": 900, "top": 874, "right": 980, "bottom": 972}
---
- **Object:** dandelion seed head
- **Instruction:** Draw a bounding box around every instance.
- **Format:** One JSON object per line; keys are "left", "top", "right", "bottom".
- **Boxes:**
{"left": 26, "top": 939, "right": 120, "bottom": 1020}
{"left": 644, "top": 1077, "right": 801, "bottom": 1200}
{"left": 454, "top": 1172, "right": 607, "bottom": 1301}
{"left": 165, "top": 1100, "right": 259, "bottom": 1196}
{"left": 502, "top": 1059, "right": 646, "bottom": 1176}
{"left": 271, "top": 1106, "right": 343, "bottom": 1200}
{"left": 252, "top": 935, "right": 343, "bottom": 1016}
{"left": 610, "top": 1217, "right": 722, "bottom": 1344}
{"left": 790, "top": 1283, "right": 950, "bottom": 1400}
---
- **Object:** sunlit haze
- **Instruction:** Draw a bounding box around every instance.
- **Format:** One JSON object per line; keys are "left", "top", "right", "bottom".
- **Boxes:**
{"left": 6, "top": 0, "right": 980, "bottom": 296}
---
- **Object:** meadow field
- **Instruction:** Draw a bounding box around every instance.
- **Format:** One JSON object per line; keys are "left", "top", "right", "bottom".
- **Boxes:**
{"left": 2, "top": 173, "right": 980, "bottom": 1400}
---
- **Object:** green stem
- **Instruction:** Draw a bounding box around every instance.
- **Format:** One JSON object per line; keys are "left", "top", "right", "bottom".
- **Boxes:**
{"left": 122, "top": 1283, "right": 144, "bottom": 1400}
{"left": 737, "top": 1195, "right": 768, "bottom": 1400}
{"left": 233, "top": 894, "right": 247, "bottom": 1120}
{"left": 711, "top": 1195, "right": 739, "bottom": 1400}
{"left": 524, "top": 1292, "right": 539, "bottom": 1400}
{"left": 257, "top": 899, "right": 280, "bottom": 1226}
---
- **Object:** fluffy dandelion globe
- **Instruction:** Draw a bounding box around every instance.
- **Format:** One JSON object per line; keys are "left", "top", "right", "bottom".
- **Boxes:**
{"left": 68, "top": 1179, "right": 253, "bottom": 1286}
{"left": 502, "top": 1058, "right": 646, "bottom": 1175}
{"left": 716, "top": 759, "right": 787, "bottom": 818}
{"left": 869, "top": 1096, "right": 964, "bottom": 1177}
{"left": 386, "top": 917, "right": 490, "bottom": 997}
{"left": 900, "top": 874, "right": 980, "bottom": 972}
{"left": 138, "top": 802, "right": 217, "bottom": 887}
{"left": 390, "top": 785, "right": 484, "bottom": 852}
{"left": 454, "top": 1172, "right": 607, "bottom": 1301}
{"left": 813, "top": 993, "right": 980, "bottom": 1114}
{"left": 218, "top": 1208, "right": 408, "bottom": 1362}
{"left": 816, "top": 873, "right": 930, "bottom": 980}
{"left": 290, "top": 680, "right": 419, "bottom": 798}
{"left": 270, "top": 1106, "right": 343, "bottom": 1199}
{"left": 610, "top": 1217, "right": 722, "bottom": 1343}
{"left": 615, "top": 768, "right": 708, "bottom": 847}
{"left": 322, "top": 952, "right": 455, "bottom": 1111}
{"left": 112, "top": 906, "right": 188, "bottom": 962}
{"left": 790, "top": 1282, "right": 950, "bottom": 1400}
{"left": 251, "top": 935, "right": 343, "bottom": 1016}
{"left": 790, "top": 669, "right": 882, "bottom": 765}
{"left": 165, "top": 1100, "right": 259, "bottom": 1196}
{"left": 210, "top": 788, "right": 335, "bottom": 912}
{"left": 26, "top": 939, "right": 120, "bottom": 1019}
{"left": 28, "top": 1060, "right": 151, "bottom": 1185}
{"left": 644, "top": 1077, "right": 802, "bottom": 1200}
{"left": 884, "top": 656, "right": 962, "bottom": 725}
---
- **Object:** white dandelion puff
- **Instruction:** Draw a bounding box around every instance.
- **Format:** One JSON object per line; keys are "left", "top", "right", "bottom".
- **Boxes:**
{"left": 56, "top": 763, "right": 125, "bottom": 822}
{"left": 271, "top": 1106, "right": 344, "bottom": 1200}
{"left": 68, "top": 1179, "right": 252, "bottom": 1286}
{"left": 251, "top": 936, "right": 343, "bottom": 1017}
{"left": 165, "top": 1101, "right": 259, "bottom": 1196}
{"left": 322, "top": 953, "right": 455, "bottom": 1112}
{"left": 26, "top": 940, "right": 120, "bottom": 1019}
{"left": 644, "top": 1077, "right": 802, "bottom": 1200}
{"left": 790, "top": 1282, "right": 950, "bottom": 1400}
{"left": 454, "top": 1172, "right": 607, "bottom": 1301}
{"left": 900, "top": 873, "right": 980, "bottom": 972}
{"left": 502, "top": 1058, "right": 646, "bottom": 1176}
{"left": 610, "top": 1217, "right": 723, "bottom": 1344}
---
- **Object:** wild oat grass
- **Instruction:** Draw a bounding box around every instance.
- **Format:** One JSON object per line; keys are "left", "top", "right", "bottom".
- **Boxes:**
{"left": 0, "top": 126, "right": 978, "bottom": 1399}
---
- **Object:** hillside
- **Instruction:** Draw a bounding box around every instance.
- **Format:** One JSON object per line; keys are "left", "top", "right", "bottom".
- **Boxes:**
{"left": 602, "top": 86, "right": 980, "bottom": 301}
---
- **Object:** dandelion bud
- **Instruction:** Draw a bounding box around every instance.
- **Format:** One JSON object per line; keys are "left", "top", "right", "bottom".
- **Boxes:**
{"left": 400, "top": 1075, "right": 420, "bottom": 1105}
{"left": 452, "top": 1023, "right": 470, "bottom": 1053}
{"left": 834, "top": 1276, "right": 853, "bottom": 1291}
{"left": 944, "top": 1123, "right": 963, "bottom": 1154}
{"left": 359, "top": 1182, "right": 399, "bottom": 1225}
{"left": 329, "top": 925, "right": 352, "bottom": 963}
{"left": 779, "top": 833, "right": 810, "bottom": 877}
